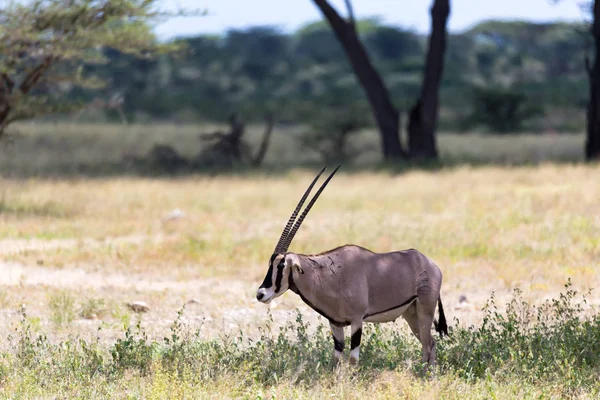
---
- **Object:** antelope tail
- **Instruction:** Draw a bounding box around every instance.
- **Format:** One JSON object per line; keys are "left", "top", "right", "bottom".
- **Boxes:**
{"left": 433, "top": 296, "right": 449, "bottom": 337}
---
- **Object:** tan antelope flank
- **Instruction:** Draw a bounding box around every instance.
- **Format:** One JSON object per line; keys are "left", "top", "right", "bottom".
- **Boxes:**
{"left": 256, "top": 166, "right": 448, "bottom": 368}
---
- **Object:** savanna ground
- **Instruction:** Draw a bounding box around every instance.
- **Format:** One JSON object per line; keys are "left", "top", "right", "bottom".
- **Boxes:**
{"left": 0, "top": 122, "right": 599, "bottom": 399}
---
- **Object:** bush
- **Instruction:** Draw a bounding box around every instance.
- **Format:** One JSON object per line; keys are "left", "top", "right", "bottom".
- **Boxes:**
{"left": 297, "top": 104, "right": 371, "bottom": 164}
{"left": 5, "top": 281, "right": 600, "bottom": 394}
{"left": 464, "top": 86, "right": 544, "bottom": 133}
{"left": 438, "top": 280, "right": 600, "bottom": 390}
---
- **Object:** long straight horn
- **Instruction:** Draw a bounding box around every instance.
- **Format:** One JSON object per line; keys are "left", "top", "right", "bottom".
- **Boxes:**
{"left": 274, "top": 167, "right": 327, "bottom": 253}
{"left": 281, "top": 165, "right": 341, "bottom": 251}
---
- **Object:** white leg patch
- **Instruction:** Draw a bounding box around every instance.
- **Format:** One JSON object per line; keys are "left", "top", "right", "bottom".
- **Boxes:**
{"left": 349, "top": 346, "right": 360, "bottom": 364}
{"left": 333, "top": 350, "right": 342, "bottom": 361}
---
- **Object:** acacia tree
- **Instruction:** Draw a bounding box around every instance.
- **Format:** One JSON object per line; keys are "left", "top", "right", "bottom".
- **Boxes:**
{"left": 407, "top": 0, "right": 450, "bottom": 159}
{"left": 0, "top": 0, "right": 185, "bottom": 139}
{"left": 311, "top": 0, "right": 406, "bottom": 160}
{"left": 311, "top": 0, "right": 450, "bottom": 161}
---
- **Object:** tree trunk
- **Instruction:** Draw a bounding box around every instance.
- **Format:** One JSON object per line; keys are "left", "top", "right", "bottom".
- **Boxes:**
{"left": 225, "top": 113, "right": 245, "bottom": 161}
{"left": 251, "top": 114, "right": 274, "bottom": 167}
{"left": 407, "top": 0, "right": 450, "bottom": 159}
{"left": 0, "top": 109, "right": 9, "bottom": 139}
{"left": 586, "top": 0, "right": 600, "bottom": 161}
{"left": 312, "top": 0, "right": 406, "bottom": 160}
{"left": 0, "top": 74, "right": 14, "bottom": 139}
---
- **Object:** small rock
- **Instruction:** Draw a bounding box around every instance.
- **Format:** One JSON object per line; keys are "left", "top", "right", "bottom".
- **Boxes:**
{"left": 74, "top": 318, "right": 97, "bottom": 325}
{"left": 186, "top": 298, "right": 201, "bottom": 305}
{"left": 127, "top": 301, "right": 150, "bottom": 313}
{"left": 453, "top": 295, "right": 475, "bottom": 311}
{"left": 163, "top": 209, "right": 185, "bottom": 222}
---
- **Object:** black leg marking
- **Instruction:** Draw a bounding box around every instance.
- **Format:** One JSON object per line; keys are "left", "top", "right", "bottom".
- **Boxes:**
{"left": 333, "top": 336, "right": 344, "bottom": 352}
{"left": 350, "top": 328, "right": 362, "bottom": 350}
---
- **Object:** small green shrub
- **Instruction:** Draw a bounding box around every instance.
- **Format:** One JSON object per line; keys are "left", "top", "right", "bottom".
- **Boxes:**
{"left": 79, "top": 297, "right": 108, "bottom": 320}
{"left": 109, "top": 321, "right": 159, "bottom": 376}
{"left": 48, "top": 290, "right": 76, "bottom": 327}
{"left": 438, "top": 280, "right": 600, "bottom": 391}
{"left": 5, "top": 282, "right": 600, "bottom": 395}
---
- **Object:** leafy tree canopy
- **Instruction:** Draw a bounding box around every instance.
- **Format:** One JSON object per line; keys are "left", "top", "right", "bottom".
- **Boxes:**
{"left": 0, "top": 0, "right": 189, "bottom": 136}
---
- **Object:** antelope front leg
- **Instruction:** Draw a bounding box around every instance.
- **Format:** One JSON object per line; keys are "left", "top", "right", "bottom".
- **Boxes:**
{"left": 349, "top": 320, "right": 363, "bottom": 366}
{"left": 329, "top": 322, "right": 345, "bottom": 367}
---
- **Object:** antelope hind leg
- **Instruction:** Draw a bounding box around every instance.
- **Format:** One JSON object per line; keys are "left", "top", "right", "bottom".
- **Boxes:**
{"left": 329, "top": 322, "right": 345, "bottom": 368}
{"left": 349, "top": 320, "right": 363, "bottom": 366}
{"left": 416, "top": 309, "right": 438, "bottom": 376}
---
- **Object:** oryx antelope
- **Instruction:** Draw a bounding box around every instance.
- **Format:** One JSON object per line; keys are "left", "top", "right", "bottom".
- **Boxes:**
{"left": 256, "top": 166, "right": 448, "bottom": 367}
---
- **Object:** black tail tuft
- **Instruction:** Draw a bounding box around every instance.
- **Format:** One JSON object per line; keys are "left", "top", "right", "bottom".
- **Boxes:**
{"left": 433, "top": 296, "right": 449, "bottom": 337}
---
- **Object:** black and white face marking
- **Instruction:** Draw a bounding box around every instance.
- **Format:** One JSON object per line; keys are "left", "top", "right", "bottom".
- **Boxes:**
{"left": 256, "top": 253, "right": 290, "bottom": 304}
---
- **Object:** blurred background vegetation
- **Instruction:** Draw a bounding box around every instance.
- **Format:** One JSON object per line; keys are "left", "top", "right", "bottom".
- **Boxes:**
{"left": 0, "top": 0, "right": 598, "bottom": 174}
{"left": 69, "top": 19, "right": 589, "bottom": 133}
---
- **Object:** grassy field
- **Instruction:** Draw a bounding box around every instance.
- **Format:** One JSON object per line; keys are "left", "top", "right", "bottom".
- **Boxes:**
{"left": 0, "top": 123, "right": 599, "bottom": 398}
{"left": 0, "top": 121, "right": 586, "bottom": 177}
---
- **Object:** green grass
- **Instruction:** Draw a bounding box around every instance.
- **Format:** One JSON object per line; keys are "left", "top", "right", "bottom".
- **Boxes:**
{"left": 2, "top": 283, "right": 599, "bottom": 399}
{"left": 47, "top": 290, "right": 76, "bottom": 328}
{"left": 0, "top": 122, "right": 586, "bottom": 178}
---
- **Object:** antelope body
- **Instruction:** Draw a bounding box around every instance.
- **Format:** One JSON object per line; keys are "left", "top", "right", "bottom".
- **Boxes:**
{"left": 256, "top": 167, "right": 448, "bottom": 367}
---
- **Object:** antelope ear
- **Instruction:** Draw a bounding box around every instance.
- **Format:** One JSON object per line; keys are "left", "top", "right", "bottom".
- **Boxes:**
{"left": 285, "top": 254, "right": 304, "bottom": 274}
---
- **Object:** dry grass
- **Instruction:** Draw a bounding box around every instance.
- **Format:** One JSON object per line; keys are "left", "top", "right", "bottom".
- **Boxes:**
{"left": 2, "top": 163, "right": 599, "bottom": 288}
{"left": 1, "top": 162, "right": 599, "bottom": 346}
{"left": 4, "top": 367, "right": 588, "bottom": 399}
{"left": 0, "top": 123, "right": 599, "bottom": 398}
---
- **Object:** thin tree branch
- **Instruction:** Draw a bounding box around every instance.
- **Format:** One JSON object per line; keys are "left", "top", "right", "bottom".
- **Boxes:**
{"left": 251, "top": 113, "right": 274, "bottom": 167}
{"left": 0, "top": 106, "right": 13, "bottom": 137}
{"left": 3, "top": 111, "right": 28, "bottom": 126}
{"left": 19, "top": 56, "right": 55, "bottom": 94}
{"left": 199, "top": 131, "right": 227, "bottom": 141}
{"left": 1, "top": 73, "right": 15, "bottom": 94}
{"left": 344, "top": 0, "right": 355, "bottom": 28}
{"left": 312, "top": 0, "right": 350, "bottom": 29}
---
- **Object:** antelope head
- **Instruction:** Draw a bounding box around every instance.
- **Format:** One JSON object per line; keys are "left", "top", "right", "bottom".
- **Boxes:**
{"left": 256, "top": 166, "right": 340, "bottom": 304}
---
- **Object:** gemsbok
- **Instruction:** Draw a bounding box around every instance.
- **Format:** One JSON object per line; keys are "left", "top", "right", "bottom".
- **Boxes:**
{"left": 256, "top": 166, "right": 448, "bottom": 368}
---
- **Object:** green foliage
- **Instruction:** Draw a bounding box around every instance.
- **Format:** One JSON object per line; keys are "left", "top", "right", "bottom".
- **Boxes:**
{"left": 47, "top": 290, "right": 76, "bottom": 327}
{"left": 0, "top": 12, "right": 590, "bottom": 135}
{"left": 296, "top": 85, "right": 371, "bottom": 164}
{"left": 87, "top": 18, "right": 588, "bottom": 135}
{"left": 364, "top": 25, "right": 423, "bottom": 64}
{"left": 79, "top": 297, "right": 108, "bottom": 320}
{"left": 466, "top": 86, "right": 544, "bottom": 133}
{"left": 439, "top": 280, "right": 600, "bottom": 390}
{"left": 5, "top": 282, "right": 600, "bottom": 396}
{"left": 109, "top": 321, "right": 159, "bottom": 375}
{"left": 297, "top": 106, "right": 370, "bottom": 164}
{"left": 0, "top": 0, "right": 186, "bottom": 135}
